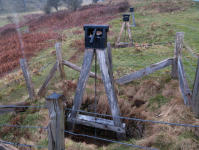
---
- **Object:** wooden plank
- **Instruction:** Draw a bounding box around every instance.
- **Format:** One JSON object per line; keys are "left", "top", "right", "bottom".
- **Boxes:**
{"left": 0, "top": 101, "right": 30, "bottom": 115}
{"left": 126, "top": 22, "right": 133, "bottom": 43}
{"left": 38, "top": 61, "right": 59, "bottom": 97}
{"left": 171, "top": 32, "right": 184, "bottom": 79}
{"left": 46, "top": 93, "right": 65, "bottom": 150}
{"left": 0, "top": 139, "right": 19, "bottom": 150}
{"left": 192, "top": 58, "right": 199, "bottom": 118}
{"left": 68, "top": 114, "right": 125, "bottom": 133}
{"left": 62, "top": 60, "right": 102, "bottom": 80}
{"left": 116, "top": 22, "right": 125, "bottom": 43}
{"left": 178, "top": 59, "right": 192, "bottom": 106}
{"left": 55, "top": 43, "right": 66, "bottom": 79}
{"left": 97, "top": 49, "right": 125, "bottom": 140}
{"left": 67, "top": 49, "right": 94, "bottom": 132}
{"left": 19, "top": 59, "right": 36, "bottom": 100}
{"left": 115, "top": 58, "right": 173, "bottom": 85}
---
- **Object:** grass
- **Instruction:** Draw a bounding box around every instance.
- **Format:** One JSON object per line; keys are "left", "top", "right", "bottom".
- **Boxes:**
{"left": 0, "top": 0, "right": 199, "bottom": 149}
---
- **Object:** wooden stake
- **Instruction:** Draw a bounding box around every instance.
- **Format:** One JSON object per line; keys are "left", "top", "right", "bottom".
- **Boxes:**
{"left": 19, "top": 59, "right": 36, "bottom": 100}
{"left": 192, "top": 58, "right": 199, "bottom": 118}
{"left": 55, "top": 43, "right": 66, "bottom": 79}
{"left": 117, "top": 22, "right": 125, "bottom": 43}
{"left": 46, "top": 93, "right": 66, "bottom": 150}
{"left": 126, "top": 22, "right": 133, "bottom": 43}
{"left": 171, "top": 32, "right": 184, "bottom": 79}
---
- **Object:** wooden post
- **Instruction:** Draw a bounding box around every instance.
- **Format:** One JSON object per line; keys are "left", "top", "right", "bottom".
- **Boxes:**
{"left": 171, "top": 32, "right": 184, "bottom": 79}
{"left": 19, "top": 59, "right": 36, "bottom": 100}
{"left": 55, "top": 43, "right": 66, "bottom": 79}
{"left": 117, "top": 22, "right": 125, "bottom": 43}
{"left": 126, "top": 22, "right": 133, "bottom": 43}
{"left": 46, "top": 93, "right": 66, "bottom": 150}
{"left": 192, "top": 58, "right": 199, "bottom": 118}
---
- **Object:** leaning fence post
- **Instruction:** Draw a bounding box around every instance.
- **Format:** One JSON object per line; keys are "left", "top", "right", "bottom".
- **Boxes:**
{"left": 171, "top": 32, "right": 184, "bottom": 79}
{"left": 55, "top": 43, "right": 66, "bottom": 79}
{"left": 192, "top": 58, "right": 199, "bottom": 118}
{"left": 19, "top": 59, "right": 36, "bottom": 100}
{"left": 46, "top": 93, "right": 66, "bottom": 150}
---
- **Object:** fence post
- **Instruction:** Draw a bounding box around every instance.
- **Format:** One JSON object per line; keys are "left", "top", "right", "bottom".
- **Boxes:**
{"left": 192, "top": 58, "right": 199, "bottom": 118}
{"left": 171, "top": 32, "right": 184, "bottom": 79}
{"left": 55, "top": 43, "right": 66, "bottom": 80}
{"left": 46, "top": 93, "right": 66, "bottom": 150}
{"left": 19, "top": 59, "right": 36, "bottom": 100}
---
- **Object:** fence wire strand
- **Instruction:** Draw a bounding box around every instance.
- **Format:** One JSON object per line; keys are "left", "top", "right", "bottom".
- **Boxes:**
{"left": 0, "top": 124, "right": 47, "bottom": 130}
{"left": 183, "top": 43, "right": 198, "bottom": 58}
{"left": 182, "top": 54, "right": 196, "bottom": 72}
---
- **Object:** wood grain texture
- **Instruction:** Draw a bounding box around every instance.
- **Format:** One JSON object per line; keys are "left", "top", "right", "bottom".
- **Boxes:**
{"left": 46, "top": 94, "right": 65, "bottom": 150}
{"left": 62, "top": 60, "right": 102, "bottom": 80}
{"left": 117, "top": 22, "right": 125, "bottom": 43}
{"left": 0, "top": 139, "right": 19, "bottom": 150}
{"left": 178, "top": 59, "right": 192, "bottom": 106}
{"left": 126, "top": 22, "right": 133, "bottom": 43}
{"left": 192, "top": 58, "right": 199, "bottom": 118}
{"left": 67, "top": 114, "right": 125, "bottom": 133}
{"left": 171, "top": 32, "right": 184, "bottom": 79}
{"left": 68, "top": 49, "right": 94, "bottom": 132}
{"left": 115, "top": 58, "right": 173, "bottom": 85}
{"left": 38, "top": 61, "right": 59, "bottom": 97}
{"left": 55, "top": 43, "right": 66, "bottom": 79}
{"left": 97, "top": 49, "right": 125, "bottom": 140}
{"left": 19, "top": 59, "right": 36, "bottom": 100}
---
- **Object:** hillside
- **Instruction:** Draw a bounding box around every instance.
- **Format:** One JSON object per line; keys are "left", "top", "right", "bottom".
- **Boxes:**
{"left": 0, "top": 0, "right": 199, "bottom": 149}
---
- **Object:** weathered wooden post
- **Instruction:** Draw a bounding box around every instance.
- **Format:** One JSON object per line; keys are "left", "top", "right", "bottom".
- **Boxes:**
{"left": 192, "top": 58, "right": 199, "bottom": 118}
{"left": 55, "top": 43, "right": 66, "bottom": 79}
{"left": 171, "top": 32, "right": 184, "bottom": 79}
{"left": 130, "top": 7, "right": 136, "bottom": 27}
{"left": 19, "top": 59, "right": 36, "bottom": 100}
{"left": 46, "top": 93, "right": 66, "bottom": 150}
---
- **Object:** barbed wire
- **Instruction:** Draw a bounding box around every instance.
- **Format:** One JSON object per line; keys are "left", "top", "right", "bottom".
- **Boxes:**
{"left": 29, "top": 51, "right": 55, "bottom": 65}
{"left": 182, "top": 54, "right": 196, "bottom": 72}
{"left": 0, "top": 67, "right": 21, "bottom": 77}
{"left": 0, "top": 124, "right": 47, "bottom": 130}
{"left": 0, "top": 77, "right": 25, "bottom": 91}
{"left": 0, "top": 140, "right": 47, "bottom": 148}
{"left": 32, "top": 60, "right": 55, "bottom": 75}
{"left": 0, "top": 105, "right": 46, "bottom": 108}
{"left": 183, "top": 43, "right": 198, "bottom": 58}
{"left": 65, "top": 108, "right": 199, "bottom": 128}
{"left": 62, "top": 130, "right": 157, "bottom": 150}
{"left": 185, "top": 72, "right": 194, "bottom": 85}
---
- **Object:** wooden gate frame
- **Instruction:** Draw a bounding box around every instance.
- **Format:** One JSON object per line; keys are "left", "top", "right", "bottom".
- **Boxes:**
{"left": 67, "top": 43, "right": 126, "bottom": 140}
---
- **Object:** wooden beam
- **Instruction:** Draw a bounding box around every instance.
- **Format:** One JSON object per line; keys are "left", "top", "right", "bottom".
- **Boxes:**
{"left": 67, "top": 49, "right": 94, "bottom": 132}
{"left": 67, "top": 114, "right": 125, "bottom": 133}
{"left": 55, "top": 43, "right": 66, "bottom": 79}
{"left": 178, "top": 59, "right": 192, "bottom": 106}
{"left": 126, "top": 22, "right": 133, "bottom": 43}
{"left": 46, "top": 93, "right": 65, "bottom": 150}
{"left": 0, "top": 101, "right": 30, "bottom": 115}
{"left": 97, "top": 49, "right": 125, "bottom": 140}
{"left": 38, "top": 61, "right": 59, "bottom": 97}
{"left": 117, "top": 22, "right": 125, "bottom": 43}
{"left": 171, "top": 32, "right": 184, "bottom": 79}
{"left": 62, "top": 60, "right": 102, "bottom": 80}
{"left": 192, "top": 58, "right": 199, "bottom": 118}
{"left": 19, "top": 59, "right": 36, "bottom": 100}
{"left": 115, "top": 58, "right": 173, "bottom": 85}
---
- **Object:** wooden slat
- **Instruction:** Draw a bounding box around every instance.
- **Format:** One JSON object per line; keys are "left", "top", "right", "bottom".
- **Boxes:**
{"left": 192, "top": 58, "right": 199, "bottom": 118}
{"left": 19, "top": 59, "right": 36, "bottom": 100}
{"left": 115, "top": 58, "right": 173, "bottom": 85}
{"left": 171, "top": 32, "right": 184, "bottom": 79}
{"left": 178, "top": 59, "right": 192, "bottom": 106}
{"left": 67, "top": 114, "right": 125, "bottom": 133}
{"left": 62, "top": 60, "right": 102, "bottom": 80}
{"left": 97, "top": 49, "right": 125, "bottom": 140}
{"left": 0, "top": 101, "right": 30, "bottom": 115}
{"left": 55, "top": 43, "right": 66, "bottom": 79}
{"left": 67, "top": 49, "right": 94, "bottom": 132}
{"left": 126, "top": 22, "right": 133, "bottom": 43}
{"left": 38, "top": 61, "right": 59, "bottom": 97}
{"left": 116, "top": 22, "right": 125, "bottom": 43}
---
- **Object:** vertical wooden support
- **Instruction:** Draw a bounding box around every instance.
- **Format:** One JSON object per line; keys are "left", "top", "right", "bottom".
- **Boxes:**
{"left": 55, "top": 43, "right": 66, "bottom": 79}
{"left": 97, "top": 48, "right": 125, "bottom": 140}
{"left": 46, "top": 93, "right": 66, "bottom": 150}
{"left": 192, "top": 58, "right": 199, "bottom": 118}
{"left": 67, "top": 49, "right": 94, "bottom": 132}
{"left": 19, "top": 59, "right": 36, "bottom": 100}
{"left": 171, "top": 32, "right": 184, "bottom": 79}
{"left": 126, "top": 22, "right": 133, "bottom": 43}
{"left": 117, "top": 22, "right": 125, "bottom": 43}
{"left": 131, "top": 12, "right": 136, "bottom": 27}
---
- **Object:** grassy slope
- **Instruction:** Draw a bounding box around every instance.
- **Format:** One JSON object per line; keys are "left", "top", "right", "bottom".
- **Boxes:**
{"left": 0, "top": 0, "right": 199, "bottom": 149}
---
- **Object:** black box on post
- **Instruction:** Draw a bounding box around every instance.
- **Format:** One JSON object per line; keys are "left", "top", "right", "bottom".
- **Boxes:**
{"left": 83, "top": 25, "right": 109, "bottom": 49}
{"left": 123, "top": 14, "right": 130, "bottom": 22}
{"left": 130, "top": 7, "right": 134, "bottom": 12}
